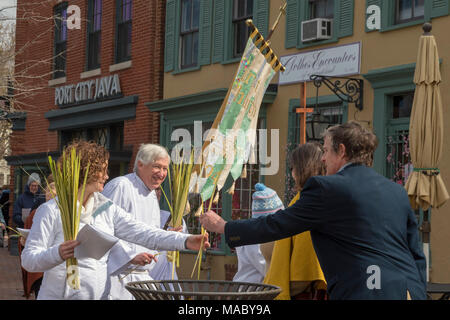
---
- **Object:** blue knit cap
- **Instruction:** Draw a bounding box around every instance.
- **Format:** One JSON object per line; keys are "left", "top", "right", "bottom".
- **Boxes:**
{"left": 251, "top": 183, "right": 284, "bottom": 218}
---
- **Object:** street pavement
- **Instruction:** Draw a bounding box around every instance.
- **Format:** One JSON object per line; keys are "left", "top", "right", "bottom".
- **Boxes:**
{"left": 0, "top": 242, "right": 30, "bottom": 300}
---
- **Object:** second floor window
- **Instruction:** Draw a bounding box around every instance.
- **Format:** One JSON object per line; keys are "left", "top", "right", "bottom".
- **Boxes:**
{"left": 116, "top": 0, "right": 132, "bottom": 63}
{"left": 54, "top": 3, "right": 68, "bottom": 78}
{"left": 180, "top": 0, "right": 199, "bottom": 69}
{"left": 395, "top": 0, "right": 425, "bottom": 24}
{"left": 87, "top": 0, "right": 102, "bottom": 70}
{"left": 309, "top": 0, "right": 334, "bottom": 19}
{"left": 232, "top": 0, "right": 253, "bottom": 58}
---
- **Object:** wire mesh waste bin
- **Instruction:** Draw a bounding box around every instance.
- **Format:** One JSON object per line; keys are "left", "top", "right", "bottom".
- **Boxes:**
{"left": 125, "top": 280, "right": 281, "bottom": 300}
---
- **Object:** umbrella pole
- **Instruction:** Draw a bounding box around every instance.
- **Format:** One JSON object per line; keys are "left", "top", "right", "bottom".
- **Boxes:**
{"left": 420, "top": 209, "right": 431, "bottom": 282}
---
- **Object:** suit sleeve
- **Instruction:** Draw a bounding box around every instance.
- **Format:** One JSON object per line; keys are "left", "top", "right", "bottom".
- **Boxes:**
{"left": 406, "top": 207, "right": 427, "bottom": 288}
{"left": 225, "top": 177, "right": 326, "bottom": 248}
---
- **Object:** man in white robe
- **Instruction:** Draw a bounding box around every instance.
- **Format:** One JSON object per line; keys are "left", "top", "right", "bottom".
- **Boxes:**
{"left": 102, "top": 143, "right": 179, "bottom": 300}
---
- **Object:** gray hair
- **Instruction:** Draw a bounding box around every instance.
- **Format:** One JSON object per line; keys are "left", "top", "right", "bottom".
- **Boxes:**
{"left": 133, "top": 144, "right": 170, "bottom": 172}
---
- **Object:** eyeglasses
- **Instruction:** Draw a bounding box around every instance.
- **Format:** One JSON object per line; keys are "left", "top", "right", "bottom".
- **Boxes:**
{"left": 151, "top": 164, "right": 168, "bottom": 173}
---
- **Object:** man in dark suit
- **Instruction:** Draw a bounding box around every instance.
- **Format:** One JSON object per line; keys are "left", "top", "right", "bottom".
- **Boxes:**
{"left": 200, "top": 122, "right": 427, "bottom": 300}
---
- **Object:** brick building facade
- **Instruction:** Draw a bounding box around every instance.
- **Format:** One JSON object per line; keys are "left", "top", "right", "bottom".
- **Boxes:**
{"left": 6, "top": 0, "right": 166, "bottom": 220}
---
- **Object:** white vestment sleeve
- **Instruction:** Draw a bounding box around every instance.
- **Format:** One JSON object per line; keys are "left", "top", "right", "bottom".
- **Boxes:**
{"left": 21, "top": 204, "right": 65, "bottom": 272}
{"left": 112, "top": 204, "right": 189, "bottom": 252}
{"left": 103, "top": 180, "right": 137, "bottom": 275}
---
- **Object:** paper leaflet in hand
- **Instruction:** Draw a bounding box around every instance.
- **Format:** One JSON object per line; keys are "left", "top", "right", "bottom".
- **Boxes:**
{"left": 74, "top": 224, "right": 118, "bottom": 260}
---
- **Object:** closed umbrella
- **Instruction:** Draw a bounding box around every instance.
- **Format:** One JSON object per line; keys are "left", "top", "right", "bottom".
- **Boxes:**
{"left": 405, "top": 23, "right": 449, "bottom": 281}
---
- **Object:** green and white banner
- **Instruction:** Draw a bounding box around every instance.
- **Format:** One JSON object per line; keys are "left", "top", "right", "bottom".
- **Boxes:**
{"left": 191, "top": 37, "right": 276, "bottom": 201}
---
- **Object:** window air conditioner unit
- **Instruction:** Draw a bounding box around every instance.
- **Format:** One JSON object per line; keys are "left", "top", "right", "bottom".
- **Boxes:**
{"left": 301, "top": 18, "right": 332, "bottom": 42}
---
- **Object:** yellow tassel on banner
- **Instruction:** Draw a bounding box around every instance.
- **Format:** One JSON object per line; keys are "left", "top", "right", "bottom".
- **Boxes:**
{"left": 241, "top": 165, "right": 247, "bottom": 179}
{"left": 213, "top": 191, "right": 219, "bottom": 205}
{"left": 227, "top": 181, "right": 236, "bottom": 195}
{"left": 194, "top": 202, "right": 203, "bottom": 217}
{"left": 246, "top": 19, "right": 286, "bottom": 72}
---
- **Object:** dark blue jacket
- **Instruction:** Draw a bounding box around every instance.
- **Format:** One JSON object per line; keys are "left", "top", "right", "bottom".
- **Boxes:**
{"left": 225, "top": 164, "right": 427, "bottom": 300}
{"left": 13, "top": 185, "right": 45, "bottom": 228}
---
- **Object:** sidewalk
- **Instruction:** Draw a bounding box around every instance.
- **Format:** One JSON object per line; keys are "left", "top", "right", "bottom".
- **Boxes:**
{"left": 0, "top": 244, "right": 29, "bottom": 300}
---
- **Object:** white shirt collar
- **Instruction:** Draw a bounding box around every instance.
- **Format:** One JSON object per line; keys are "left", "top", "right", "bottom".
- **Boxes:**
{"left": 132, "top": 172, "right": 156, "bottom": 197}
{"left": 337, "top": 162, "right": 353, "bottom": 173}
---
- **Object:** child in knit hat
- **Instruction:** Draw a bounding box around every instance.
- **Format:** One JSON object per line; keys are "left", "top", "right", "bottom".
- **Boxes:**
{"left": 232, "top": 183, "right": 284, "bottom": 283}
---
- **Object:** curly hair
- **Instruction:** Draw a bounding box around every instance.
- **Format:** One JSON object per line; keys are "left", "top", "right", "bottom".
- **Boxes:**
{"left": 290, "top": 142, "right": 326, "bottom": 191}
{"left": 59, "top": 140, "right": 110, "bottom": 186}
{"left": 323, "top": 121, "right": 378, "bottom": 167}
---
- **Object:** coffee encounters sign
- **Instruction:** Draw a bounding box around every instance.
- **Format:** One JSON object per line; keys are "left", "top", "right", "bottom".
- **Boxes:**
{"left": 54, "top": 74, "right": 121, "bottom": 107}
{"left": 279, "top": 42, "right": 361, "bottom": 85}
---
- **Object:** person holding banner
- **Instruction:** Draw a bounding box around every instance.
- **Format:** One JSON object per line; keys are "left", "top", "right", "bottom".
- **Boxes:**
{"left": 200, "top": 122, "right": 426, "bottom": 300}
{"left": 21, "top": 140, "right": 209, "bottom": 300}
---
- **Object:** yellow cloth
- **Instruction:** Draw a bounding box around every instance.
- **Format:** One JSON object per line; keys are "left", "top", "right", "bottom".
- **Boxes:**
{"left": 263, "top": 192, "right": 326, "bottom": 300}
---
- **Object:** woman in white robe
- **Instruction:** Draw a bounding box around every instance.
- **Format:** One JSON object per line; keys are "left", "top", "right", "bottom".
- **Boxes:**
{"left": 21, "top": 141, "right": 209, "bottom": 300}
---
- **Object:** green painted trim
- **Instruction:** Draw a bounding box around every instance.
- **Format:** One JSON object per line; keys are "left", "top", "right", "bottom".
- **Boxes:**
{"left": 171, "top": 65, "right": 201, "bottom": 75}
{"left": 164, "top": 0, "right": 177, "bottom": 72}
{"left": 221, "top": 57, "right": 241, "bottom": 65}
{"left": 363, "top": 63, "right": 416, "bottom": 89}
{"left": 363, "top": 59, "right": 442, "bottom": 89}
{"left": 285, "top": 0, "right": 300, "bottom": 48}
{"left": 380, "top": 19, "right": 427, "bottom": 33}
{"left": 223, "top": 0, "right": 233, "bottom": 63}
{"left": 146, "top": 88, "right": 277, "bottom": 113}
{"left": 45, "top": 95, "right": 138, "bottom": 130}
{"left": 364, "top": 62, "right": 419, "bottom": 175}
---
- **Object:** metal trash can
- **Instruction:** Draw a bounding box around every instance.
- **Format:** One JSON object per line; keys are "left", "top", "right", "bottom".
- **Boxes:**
{"left": 125, "top": 280, "right": 281, "bottom": 300}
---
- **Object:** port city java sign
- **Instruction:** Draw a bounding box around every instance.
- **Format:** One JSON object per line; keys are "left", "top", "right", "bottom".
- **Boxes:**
{"left": 54, "top": 74, "right": 121, "bottom": 107}
{"left": 278, "top": 42, "right": 361, "bottom": 85}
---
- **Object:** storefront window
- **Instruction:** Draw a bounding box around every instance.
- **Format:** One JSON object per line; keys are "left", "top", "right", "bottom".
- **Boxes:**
{"left": 87, "top": 0, "right": 102, "bottom": 70}
{"left": 232, "top": 0, "right": 254, "bottom": 58}
{"left": 285, "top": 99, "right": 344, "bottom": 204}
{"left": 59, "top": 123, "right": 125, "bottom": 180}
{"left": 395, "top": 0, "right": 425, "bottom": 24}
{"left": 180, "top": 0, "right": 199, "bottom": 69}
{"left": 309, "top": 0, "right": 334, "bottom": 19}
{"left": 116, "top": 0, "right": 132, "bottom": 63}
{"left": 53, "top": 2, "right": 68, "bottom": 79}
{"left": 386, "top": 92, "right": 414, "bottom": 185}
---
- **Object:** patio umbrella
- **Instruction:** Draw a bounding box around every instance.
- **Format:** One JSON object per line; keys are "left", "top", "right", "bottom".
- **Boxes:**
{"left": 405, "top": 23, "right": 449, "bottom": 211}
{"left": 405, "top": 23, "right": 449, "bottom": 282}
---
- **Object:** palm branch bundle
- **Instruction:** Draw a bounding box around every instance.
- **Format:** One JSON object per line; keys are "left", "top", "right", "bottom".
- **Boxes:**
{"left": 48, "top": 148, "right": 89, "bottom": 290}
{"left": 160, "top": 148, "right": 195, "bottom": 279}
